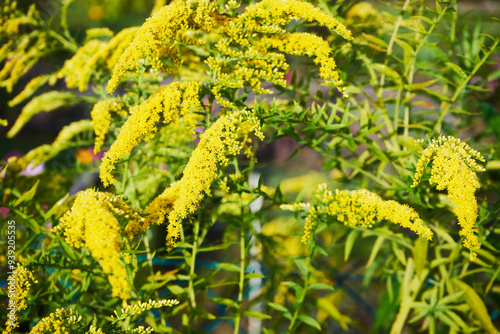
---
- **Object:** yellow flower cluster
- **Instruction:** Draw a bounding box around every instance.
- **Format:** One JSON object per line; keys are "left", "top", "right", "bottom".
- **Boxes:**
{"left": 91, "top": 98, "right": 126, "bottom": 153}
{"left": 107, "top": 0, "right": 216, "bottom": 93}
{"left": 206, "top": 0, "right": 353, "bottom": 105}
{"left": 55, "top": 189, "right": 145, "bottom": 299}
{"left": 112, "top": 299, "right": 180, "bottom": 321}
{"left": 139, "top": 182, "right": 181, "bottom": 236}
{"left": 107, "top": 0, "right": 351, "bottom": 104}
{"left": 260, "top": 32, "right": 345, "bottom": 93}
{"left": 283, "top": 185, "right": 433, "bottom": 244}
{"left": 0, "top": 23, "right": 48, "bottom": 92}
{"left": 100, "top": 81, "right": 201, "bottom": 187}
{"left": 411, "top": 136, "right": 485, "bottom": 260}
{"left": 29, "top": 309, "right": 83, "bottom": 334}
{"left": 161, "top": 111, "right": 263, "bottom": 251}
{"left": 0, "top": 1, "right": 39, "bottom": 34}
{"left": 8, "top": 74, "right": 50, "bottom": 107}
{"left": 238, "top": 0, "right": 352, "bottom": 40}
{"left": 57, "top": 39, "right": 106, "bottom": 92}
{"left": 2, "top": 265, "right": 37, "bottom": 334}
{"left": 17, "top": 119, "right": 93, "bottom": 169}
{"left": 7, "top": 91, "right": 77, "bottom": 138}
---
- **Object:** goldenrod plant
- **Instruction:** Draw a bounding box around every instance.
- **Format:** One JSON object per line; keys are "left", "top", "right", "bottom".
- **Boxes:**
{"left": 1, "top": 0, "right": 500, "bottom": 333}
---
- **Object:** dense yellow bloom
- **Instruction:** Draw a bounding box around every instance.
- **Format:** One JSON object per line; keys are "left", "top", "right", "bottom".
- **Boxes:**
{"left": 55, "top": 189, "right": 144, "bottom": 299}
{"left": 107, "top": 0, "right": 351, "bottom": 102}
{"left": 138, "top": 182, "right": 182, "bottom": 237}
{"left": 100, "top": 81, "right": 201, "bottom": 187}
{"left": 2, "top": 265, "right": 37, "bottom": 334}
{"left": 7, "top": 91, "right": 77, "bottom": 138}
{"left": 107, "top": 0, "right": 216, "bottom": 93}
{"left": 283, "top": 184, "right": 433, "bottom": 244}
{"left": 102, "top": 27, "right": 141, "bottom": 70}
{"left": 29, "top": 309, "right": 83, "bottom": 334}
{"left": 91, "top": 98, "right": 126, "bottom": 153}
{"left": 163, "top": 111, "right": 263, "bottom": 251}
{"left": 57, "top": 39, "right": 107, "bottom": 92}
{"left": 237, "top": 0, "right": 352, "bottom": 40}
{"left": 260, "top": 32, "right": 345, "bottom": 93}
{"left": 206, "top": 0, "right": 352, "bottom": 106}
{"left": 412, "top": 136, "right": 485, "bottom": 260}
{"left": 17, "top": 120, "right": 93, "bottom": 169}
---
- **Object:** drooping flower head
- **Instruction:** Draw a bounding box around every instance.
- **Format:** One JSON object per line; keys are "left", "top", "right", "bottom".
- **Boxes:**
{"left": 283, "top": 184, "right": 433, "bottom": 244}
{"left": 54, "top": 189, "right": 145, "bottom": 299}
{"left": 411, "top": 136, "right": 485, "bottom": 260}
{"left": 99, "top": 81, "right": 202, "bottom": 187}
{"left": 3, "top": 265, "right": 37, "bottom": 334}
{"left": 149, "top": 111, "right": 264, "bottom": 251}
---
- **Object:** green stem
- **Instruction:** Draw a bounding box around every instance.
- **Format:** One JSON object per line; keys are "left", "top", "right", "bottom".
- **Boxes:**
{"left": 188, "top": 218, "right": 200, "bottom": 310}
{"left": 48, "top": 30, "right": 78, "bottom": 53}
{"left": 288, "top": 239, "right": 315, "bottom": 333}
{"left": 234, "top": 220, "right": 246, "bottom": 334}
{"left": 379, "top": 0, "right": 411, "bottom": 93}
{"left": 394, "top": 1, "right": 449, "bottom": 138}
{"left": 287, "top": 270, "right": 310, "bottom": 333}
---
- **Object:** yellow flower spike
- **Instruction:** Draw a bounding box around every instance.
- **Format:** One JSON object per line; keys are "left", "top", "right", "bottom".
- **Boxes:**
{"left": 3, "top": 265, "right": 37, "bottom": 334}
{"left": 260, "top": 32, "right": 346, "bottom": 95}
{"left": 7, "top": 91, "right": 78, "bottom": 138}
{"left": 163, "top": 112, "right": 263, "bottom": 251}
{"left": 282, "top": 185, "right": 432, "bottom": 244}
{"left": 99, "top": 81, "right": 202, "bottom": 187}
{"left": 29, "top": 309, "right": 85, "bottom": 334}
{"left": 54, "top": 189, "right": 145, "bottom": 299}
{"left": 237, "top": 0, "right": 353, "bottom": 41}
{"left": 90, "top": 98, "right": 125, "bottom": 154}
{"left": 412, "top": 136, "right": 486, "bottom": 260}
{"left": 107, "top": 0, "right": 216, "bottom": 93}
{"left": 104, "top": 27, "right": 141, "bottom": 70}
{"left": 8, "top": 74, "right": 50, "bottom": 107}
{"left": 113, "top": 299, "right": 179, "bottom": 321}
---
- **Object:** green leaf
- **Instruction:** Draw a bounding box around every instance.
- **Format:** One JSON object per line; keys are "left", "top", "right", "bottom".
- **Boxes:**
{"left": 14, "top": 180, "right": 40, "bottom": 207}
{"left": 298, "top": 314, "right": 321, "bottom": 330}
{"left": 372, "top": 63, "right": 401, "bottom": 80}
{"left": 366, "top": 235, "right": 385, "bottom": 268}
{"left": 216, "top": 263, "right": 241, "bottom": 273}
{"left": 314, "top": 245, "right": 328, "bottom": 256}
{"left": 168, "top": 285, "right": 186, "bottom": 295}
{"left": 466, "top": 85, "right": 491, "bottom": 92}
{"left": 406, "top": 79, "right": 438, "bottom": 90}
{"left": 242, "top": 310, "right": 272, "bottom": 319}
{"left": 142, "top": 281, "right": 168, "bottom": 290}
{"left": 308, "top": 283, "right": 334, "bottom": 291}
{"left": 344, "top": 229, "right": 358, "bottom": 261}
{"left": 362, "top": 33, "right": 388, "bottom": 48}
{"left": 452, "top": 279, "right": 498, "bottom": 333}
{"left": 45, "top": 193, "right": 69, "bottom": 218}
{"left": 317, "top": 297, "right": 348, "bottom": 330}
{"left": 395, "top": 39, "right": 414, "bottom": 54}
{"left": 267, "top": 302, "right": 291, "bottom": 316}
{"left": 198, "top": 243, "right": 234, "bottom": 252}
{"left": 293, "top": 259, "right": 309, "bottom": 276}
{"left": 211, "top": 297, "right": 238, "bottom": 308}
{"left": 419, "top": 87, "right": 451, "bottom": 102}
{"left": 244, "top": 273, "right": 265, "bottom": 279}
{"left": 57, "top": 239, "right": 78, "bottom": 262}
